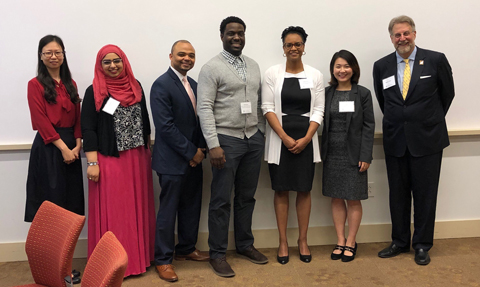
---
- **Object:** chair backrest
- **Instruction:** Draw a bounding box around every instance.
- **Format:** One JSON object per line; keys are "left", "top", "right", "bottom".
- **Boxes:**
{"left": 81, "top": 231, "right": 128, "bottom": 287}
{"left": 25, "top": 201, "right": 85, "bottom": 287}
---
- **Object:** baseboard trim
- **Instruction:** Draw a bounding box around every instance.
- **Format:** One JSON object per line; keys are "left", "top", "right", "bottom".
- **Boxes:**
{"left": 1, "top": 219, "right": 479, "bottom": 262}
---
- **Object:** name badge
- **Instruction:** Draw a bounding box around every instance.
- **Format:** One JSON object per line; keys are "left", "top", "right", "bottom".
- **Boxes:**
{"left": 382, "top": 75, "right": 395, "bottom": 90}
{"left": 102, "top": 97, "right": 120, "bottom": 115}
{"left": 339, "top": 101, "right": 354, "bottom": 113}
{"left": 298, "top": 78, "right": 313, "bottom": 89}
{"left": 241, "top": 102, "right": 252, "bottom": 114}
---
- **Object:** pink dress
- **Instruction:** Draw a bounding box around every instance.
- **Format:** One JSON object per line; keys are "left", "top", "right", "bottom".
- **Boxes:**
{"left": 87, "top": 146, "right": 155, "bottom": 277}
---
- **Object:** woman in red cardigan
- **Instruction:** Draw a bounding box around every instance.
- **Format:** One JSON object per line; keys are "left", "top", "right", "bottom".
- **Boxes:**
{"left": 25, "top": 35, "right": 84, "bottom": 222}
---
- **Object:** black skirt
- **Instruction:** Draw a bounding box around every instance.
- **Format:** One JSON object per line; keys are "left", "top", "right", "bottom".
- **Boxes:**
{"left": 268, "top": 115, "right": 315, "bottom": 192}
{"left": 25, "top": 127, "right": 85, "bottom": 222}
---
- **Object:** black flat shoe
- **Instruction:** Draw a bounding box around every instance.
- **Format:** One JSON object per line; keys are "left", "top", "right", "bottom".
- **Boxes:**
{"left": 72, "top": 269, "right": 81, "bottom": 278}
{"left": 331, "top": 244, "right": 345, "bottom": 260}
{"left": 342, "top": 242, "right": 357, "bottom": 262}
{"left": 414, "top": 249, "right": 431, "bottom": 265}
{"left": 277, "top": 254, "right": 289, "bottom": 265}
{"left": 378, "top": 243, "right": 410, "bottom": 258}
{"left": 72, "top": 276, "right": 81, "bottom": 284}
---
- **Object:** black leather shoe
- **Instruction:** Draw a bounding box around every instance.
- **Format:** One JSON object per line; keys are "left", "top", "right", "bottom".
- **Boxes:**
{"left": 277, "top": 253, "right": 289, "bottom": 265}
{"left": 378, "top": 243, "right": 410, "bottom": 258}
{"left": 341, "top": 242, "right": 357, "bottom": 262}
{"left": 331, "top": 245, "right": 345, "bottom": 260}
{"left": 72, "top": 276, "right": 81, "bottom": 284}
{"left": 298, "top": 247, "right": 312, "bottom": 263}
{"left": 72, "top": 270, "right": 80, "bottom": 278}
{"left": 414, "top": 249, "right": 431, "bottom": 265}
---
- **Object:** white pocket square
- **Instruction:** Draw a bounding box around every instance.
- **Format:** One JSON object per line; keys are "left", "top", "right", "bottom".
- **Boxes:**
{"left": 420, "top": 75, "right": 431, "bottom": 79}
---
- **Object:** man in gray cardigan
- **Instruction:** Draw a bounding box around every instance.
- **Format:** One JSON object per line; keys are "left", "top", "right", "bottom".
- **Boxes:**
{"left": 197, "top": 16, "right": 267, "bottom": 278}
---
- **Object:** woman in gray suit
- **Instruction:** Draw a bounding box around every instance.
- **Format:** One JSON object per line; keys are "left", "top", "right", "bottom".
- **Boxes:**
{"left": 321, "top": 50, "right": 375, "bottom": 262}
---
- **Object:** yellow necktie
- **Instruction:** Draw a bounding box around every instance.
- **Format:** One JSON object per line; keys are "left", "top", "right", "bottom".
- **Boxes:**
{"left": 402, "top": 59, "right": 411, "bottom": 99}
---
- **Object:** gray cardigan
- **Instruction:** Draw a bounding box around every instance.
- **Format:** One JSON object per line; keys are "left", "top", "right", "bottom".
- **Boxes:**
{"left": 197, "top": 53, "right": 265, "bottom": 149}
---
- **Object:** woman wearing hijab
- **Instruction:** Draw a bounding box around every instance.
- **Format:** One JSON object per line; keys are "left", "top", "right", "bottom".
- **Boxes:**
{"left": 81, "top": 44, "right": 155, "bottom": 277}
{"left": 26, "top": 35, "right": 84, "bottom": 222}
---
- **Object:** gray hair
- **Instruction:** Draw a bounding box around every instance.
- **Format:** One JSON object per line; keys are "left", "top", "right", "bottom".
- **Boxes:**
{"left": 388, "top": 15, "right": 416, "bottom": 35}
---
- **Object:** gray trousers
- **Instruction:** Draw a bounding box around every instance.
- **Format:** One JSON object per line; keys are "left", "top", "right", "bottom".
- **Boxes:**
{"left": 208, "top": 131, "right": 264, "bottom": 259}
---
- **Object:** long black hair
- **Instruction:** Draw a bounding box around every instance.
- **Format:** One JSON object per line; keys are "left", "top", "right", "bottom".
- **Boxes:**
{"left": 36, "top": 35, "right": 80, "bottom": 104}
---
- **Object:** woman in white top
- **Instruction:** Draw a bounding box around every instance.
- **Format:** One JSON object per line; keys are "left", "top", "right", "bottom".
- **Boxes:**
{"left": 262, "top": 26, "right": 325, "bottom": 264}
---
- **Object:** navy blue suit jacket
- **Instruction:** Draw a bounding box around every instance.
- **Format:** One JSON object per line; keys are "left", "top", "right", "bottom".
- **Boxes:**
{"left": 150, "top": 67, "right": 206, "bottom": 175}
{"left": 373, "top": 47, "right": 454, "bottom": 157}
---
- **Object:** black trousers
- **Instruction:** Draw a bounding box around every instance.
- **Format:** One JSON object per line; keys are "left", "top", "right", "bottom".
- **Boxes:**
{"left": 208, "top": 131, "right": 264, "bottom": 259}
{"left": 385, "top": 149, "right": 443, "bottom": 251}
{"left": 154, "top": 165, "right": 203, "bottom": 265}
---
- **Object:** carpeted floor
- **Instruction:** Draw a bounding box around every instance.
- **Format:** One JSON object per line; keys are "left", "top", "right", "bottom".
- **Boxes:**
{"left": 2, "top": 238, "right": 480, "bottom": 287}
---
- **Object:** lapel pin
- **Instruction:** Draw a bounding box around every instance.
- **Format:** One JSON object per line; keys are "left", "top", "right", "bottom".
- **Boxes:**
{"left": 419, "top": 60, "right": 424, "bottom": 65}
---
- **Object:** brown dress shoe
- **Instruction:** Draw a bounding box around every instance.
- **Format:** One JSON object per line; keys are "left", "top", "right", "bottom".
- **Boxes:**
{"left": 237, "top": 245, "right": 269, "bottom": 264}
{"left": 174, "top": 249, "right": 209, "bottom": 261}
{"left": 156, "top": 264, "right": 178, "bottom": 282}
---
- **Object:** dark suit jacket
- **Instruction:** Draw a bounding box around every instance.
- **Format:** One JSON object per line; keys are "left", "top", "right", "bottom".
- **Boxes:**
{"left": 373, "top": 47, "right": 454, "bottom": 157}
{"left": 321, "top": 84, "right": 375, "bottom": 165}
{"left": 150, "top": 67, "right": 206, "bottom": 175}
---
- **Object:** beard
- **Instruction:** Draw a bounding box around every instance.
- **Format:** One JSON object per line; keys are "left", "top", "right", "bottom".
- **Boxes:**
{"left": 396, "top": 42, "right": 414, "bottom": 55}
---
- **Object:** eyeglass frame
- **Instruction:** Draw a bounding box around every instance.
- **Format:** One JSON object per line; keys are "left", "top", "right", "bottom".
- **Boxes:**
{"left": 40, "top": 51, "right": 65, "bottom": 58}
{"left": 391, "top": 30, "right": 414, "bottom": 39}
{"left": 283, "top": 42, "right": 304, "bottom": 50}
{"left": 101, "top": 58, "right": 123, "bottom": 66}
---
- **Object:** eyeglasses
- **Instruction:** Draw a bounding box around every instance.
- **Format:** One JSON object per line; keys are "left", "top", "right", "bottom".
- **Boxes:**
{"left": 102, "top": 58, "right": 122, "bottom": 65}
{"left": 41, "top": 51, "right": 64, "bottom": 58}
{"left": 392, "top": 31, "right": 412, "bottom": 39}
{"left": 283, "top": 42, "right": 304, "bottom": 49}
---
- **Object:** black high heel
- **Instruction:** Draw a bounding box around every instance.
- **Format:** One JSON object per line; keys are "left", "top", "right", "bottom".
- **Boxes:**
{"left": 277, "top": 253, "right": 289, "bottom": 265}
{"left": 298, "top": 241, "right": 312, "bottom": 263}
{"left": 331, "top": 245, "right": 345, "bottom": 260}
{"left": 342, "top": 242, "right": 357, "bottom": 262}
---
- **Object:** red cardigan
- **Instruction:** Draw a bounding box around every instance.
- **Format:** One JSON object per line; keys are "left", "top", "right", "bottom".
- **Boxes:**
{"left": 27, "top": 77, "right": 81, "bottom": 144}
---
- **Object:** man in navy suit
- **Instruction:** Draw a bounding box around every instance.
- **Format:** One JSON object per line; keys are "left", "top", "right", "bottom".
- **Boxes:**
{"left": 150, "top": 40, "right": 209, "bottom": 282}
{"left": 373, "top": 15, "right": 454, "bottom": 265}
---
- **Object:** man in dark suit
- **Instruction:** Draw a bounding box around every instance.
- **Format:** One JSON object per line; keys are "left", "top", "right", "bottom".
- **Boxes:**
{"left": 373, "top": 15, "right": 454, "bottom": 265}
{"left": 150, "top": 40, "right": 209, "bottom": 282}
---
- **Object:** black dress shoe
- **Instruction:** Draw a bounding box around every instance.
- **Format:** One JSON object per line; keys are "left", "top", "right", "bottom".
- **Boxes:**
{"left": 72, "top": 269, "right": 80, "bottom": 278}
{"left": 72, "top": 277, "right": 81, "bottom": 284}
{"left": 378, "top": 243, "right": 410, "bottom": 258}
{"left": 342, "top": 242, "right": 357, "bottom": 262}
{"left": 331, "top": 245, "right": 345, "bottom": 260}
{"left": 277, "top": 253, "right": 289, "bottom": 265}
{"left": 414, "top": 249, "right": 431, "bottom": 265}
{"left": 298, "top": 248, "right": 312, "bottom": 263}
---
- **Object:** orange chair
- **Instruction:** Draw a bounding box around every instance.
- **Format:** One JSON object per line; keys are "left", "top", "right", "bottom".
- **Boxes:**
{"left": 81, "top": 231, "right": 128, "bottom": 287}
{"left": 15, "top": 200, "right": 85, "bottom": 287}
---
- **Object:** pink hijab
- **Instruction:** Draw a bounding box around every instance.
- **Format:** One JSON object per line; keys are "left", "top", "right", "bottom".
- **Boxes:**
{"left": 92, "top": 44, "right": 142, "bottom": 111}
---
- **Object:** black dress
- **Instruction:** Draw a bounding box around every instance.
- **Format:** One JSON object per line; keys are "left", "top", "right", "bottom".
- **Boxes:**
{"left": 269, "top": 74, "right": 314, "bottom": 192}
{"left": 322, "top": 90, "right": 368, "bottom": 200}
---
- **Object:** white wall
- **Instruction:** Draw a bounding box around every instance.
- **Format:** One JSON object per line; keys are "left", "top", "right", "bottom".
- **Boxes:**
{"left": 1, "top": 0, "right": 479, "bottom": 145}
{"left": 1, "top": 0, "right": 480, "bottom": 257}
{"left": 1, "top": 138, "right": 480, "bottom": 248}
